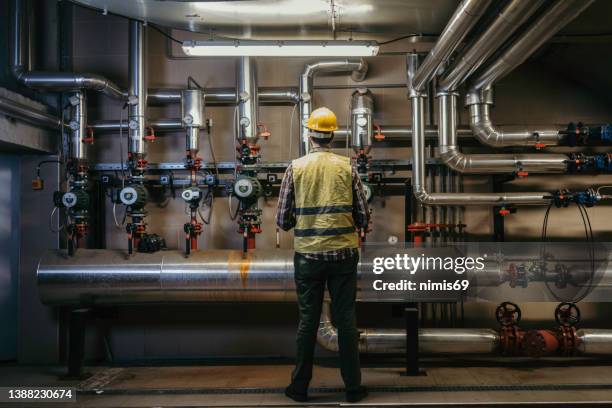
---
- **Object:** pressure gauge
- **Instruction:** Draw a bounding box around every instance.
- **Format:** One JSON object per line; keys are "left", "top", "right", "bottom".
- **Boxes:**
{"left": 357, "top": 117, "right": 368, "bottom": 128}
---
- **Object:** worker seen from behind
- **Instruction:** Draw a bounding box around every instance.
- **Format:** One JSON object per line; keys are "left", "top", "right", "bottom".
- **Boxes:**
{"left": 276, "top": 106, "right": 370, "bottom": 403}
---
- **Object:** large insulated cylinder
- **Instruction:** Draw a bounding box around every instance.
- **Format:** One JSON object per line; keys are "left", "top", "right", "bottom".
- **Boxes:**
{"left": 350, "top": 88, "right": 374, "bottom": 151}
{"left": 181, "top": 89, "right": 204, "bottom": 154}
{"left": 236, "top": 56, "right": 259, "bottom": 145}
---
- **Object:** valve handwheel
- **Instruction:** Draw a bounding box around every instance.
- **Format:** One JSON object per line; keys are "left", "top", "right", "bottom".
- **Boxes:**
{"left": 555, "top": 302, "right": 581, "bottom": 327}
{"left": 496, "top": 301, "right": 522, "bottom": 326}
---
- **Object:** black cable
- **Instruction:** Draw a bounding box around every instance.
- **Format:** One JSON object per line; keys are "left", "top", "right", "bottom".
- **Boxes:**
{"left": 187, "top": 76, "right": 204, "bottom": 90}
{"left": 149, "top": 24, "right": 183, "bottom": 45}
{"left": 378, "top": 33, "right": 424, "bottom": 45}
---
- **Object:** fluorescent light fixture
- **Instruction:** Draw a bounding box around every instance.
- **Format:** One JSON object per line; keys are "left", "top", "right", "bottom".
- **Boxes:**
{"left": 182, "top": 40, "right": 379, "bottom": 57}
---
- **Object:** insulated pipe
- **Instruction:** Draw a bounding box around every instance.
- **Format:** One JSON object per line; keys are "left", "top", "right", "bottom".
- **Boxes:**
{"left": 438, "top": 0, "right": 545, "bottom": 93}
{"left": 68, "top": 91, "right": 88, "bottom": 161}
{"left": 10, "top": 0, "right": 125, "bottom": 100}
{"left": 467, "top": 0, "right": 596, "bottom": 104}
{"left": 318, "top": 303, "right": 499, "bottom": 354}
{"left": 0, "top": 95, "right": 62, "bottom": 130}
{"left": 408, "top": 54, "right": 552, "bottom": 206}
{"left": 409, "top": 0, "right": 491, "bottom": 95}
{"left": 299, "top": 59, "right": 368, "bottom": 155}
{"left": 469, "top": 102, "right": 563, "bottom": 147}
{"left": 148, "top": 87, "right": 299, "bottom": 106}
{"left": 350, "top": 88, "right": 374, "bottom": 151}
{"left": 236, "top": 56, "right": 259, "bottom": 145}
{"left": 438, "top": 93, "right": 568, "bottom": 174}
{"left": 128, "top": 20, "right": 147, "bottom": 156}
{"left": 90, "top": 119, "right": 182, "bottom": 133}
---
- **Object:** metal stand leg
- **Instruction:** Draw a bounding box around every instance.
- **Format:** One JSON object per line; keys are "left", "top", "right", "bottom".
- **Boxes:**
{"left": 401, "top": 303, "right": 425, "bottom": 376}
{"left": 63, "top": 308, "right": 91, "bottom": 380}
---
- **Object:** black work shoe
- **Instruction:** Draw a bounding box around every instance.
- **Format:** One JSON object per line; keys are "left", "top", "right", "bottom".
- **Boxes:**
{"left": 346, "top": 386, "right": 368, "bottom": 403}
{"left": 285, "top": 385, "right": 308, "bottom": 402}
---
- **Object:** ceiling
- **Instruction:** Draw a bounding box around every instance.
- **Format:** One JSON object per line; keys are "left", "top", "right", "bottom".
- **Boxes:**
{"left": 69, "top": 0, "right": 612, "bottom": 41}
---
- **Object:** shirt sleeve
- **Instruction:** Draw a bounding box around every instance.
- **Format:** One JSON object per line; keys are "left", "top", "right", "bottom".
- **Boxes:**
{"left": 351, "top": 165, "right": 371, "bottom": 229}
{"left": 276, "top": 164, "right": 296, "bottom": 231}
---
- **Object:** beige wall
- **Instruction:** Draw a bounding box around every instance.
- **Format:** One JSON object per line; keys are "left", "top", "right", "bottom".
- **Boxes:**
{"left": 65, "top": 6, "right": 612, "bottom": 360}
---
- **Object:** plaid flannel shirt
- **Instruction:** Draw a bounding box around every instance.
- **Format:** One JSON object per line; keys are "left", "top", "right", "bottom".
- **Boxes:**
{"left": 276, "top": 149, "right": 370, "bottom": 261}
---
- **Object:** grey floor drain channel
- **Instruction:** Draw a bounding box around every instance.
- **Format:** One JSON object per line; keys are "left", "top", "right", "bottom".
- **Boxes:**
{"left": 77, "top": 383, "right": 612, "bottom": 395}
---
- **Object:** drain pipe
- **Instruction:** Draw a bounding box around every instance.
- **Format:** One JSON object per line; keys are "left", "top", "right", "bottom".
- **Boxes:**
{"left": 465, "top": 0, "right": 596, "bottom": 147}
{"left": 10, "top": 0, "right": 125, "bottom": 100}
{"left": 299, "top": 59, "right": 368, "bottom": 156}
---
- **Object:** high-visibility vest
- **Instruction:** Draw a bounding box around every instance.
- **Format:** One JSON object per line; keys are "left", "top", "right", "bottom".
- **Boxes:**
{"left": 292, "top": 151, "right": 359, "bottom": 253}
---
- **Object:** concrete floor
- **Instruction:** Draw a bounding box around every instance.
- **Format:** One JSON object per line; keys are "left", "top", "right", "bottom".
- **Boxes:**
{"left": 2, "top": 362, "right": 612, "bottom": 407}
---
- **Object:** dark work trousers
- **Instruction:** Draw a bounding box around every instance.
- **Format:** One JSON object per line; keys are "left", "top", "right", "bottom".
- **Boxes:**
{"left": 290, "top": 252, "right": 361, "bottom": 392}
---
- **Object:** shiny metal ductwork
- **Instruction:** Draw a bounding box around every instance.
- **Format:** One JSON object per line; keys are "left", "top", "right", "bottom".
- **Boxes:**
{"left": 465, "top": 0, "right": 595, "bottom": 147}
{"left": 10, "top": 0, "right": 125, "bottom": 100}
{"left": 299, "top": 59, "right": 368, "bottom": 155}
{"left": 181, "top": 89, "right": 204, "bottom": 156}
{"left": 405, "top": 0, "right": 552, "bottom": 207}
{"left": 318, "top": 302, "right": 500, "bottom": 354}
{"left": 350, "top": 88, "right": 374, "bottom": 152}
{"left": 236, "top": 56, "right": 259, "bottom": 145}
{"left": 437, "top": 0, "right": 545, "bottom": 94}
{"left": 127, "top": 20, "right": 147, "bottom": 156}
{"left": 438, "top": 93, "right": 568, "bottom": 174}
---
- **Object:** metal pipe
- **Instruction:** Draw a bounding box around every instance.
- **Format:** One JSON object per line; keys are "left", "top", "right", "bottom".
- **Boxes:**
{"left": 236, "top": 56, "right": 259, "bottom": 145}
{"left": 318, "top": 303, "right": 499, "bottom": 354}
{"left": 469, "top": 102, "right": 563, "bottom": 147}
{"left": 0, "top": 95, "right": 62, "bottom": 130}
{"left": 38, "top": 249, "right": 296, "bottom": 305}
{"left": 410, "top": 0, "right": 491, "bottom": 95}
{"left": 438, "top": 0, "right": 545, "bottom": 93}
{"left": 409, "top": 54, "right": 552, "bottom": 206}
{"left": 438, "top": 93, "right": 568, "bottom": 174}
{"left": 128, "top": 20, "right": 147, "bottom": 156}
{"left": 10, "top": 0, "right": 125, "bottom": 100}
{"left": 467, "top": 0, "right": 596, "bottom": 104}
{"left": 577, "top": 329, "right": 612, "bottom": 355}
{"left": 148, "top": 87, "right": 299, "bottom": 106}
{"left": 299, "top": 59, "right": 368, "bottom": 155}
{"left": 90, "top": 119, "right": 182, "bottom": 133}
{"left": 68, "top": 91, "right": 87, "bottom": 161}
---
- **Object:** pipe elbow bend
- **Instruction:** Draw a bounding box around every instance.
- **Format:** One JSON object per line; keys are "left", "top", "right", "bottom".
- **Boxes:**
{"left": 351, "top": 59, "right": 368, "bottom": 82}
{"left": 316, "top": 321, "right": 339, "bottom": 352}
{"left": 439, "top": 146, "right": 470, "bottom": 173}
{"left": 471, "top": 121, "right": 504, "bottom": 146}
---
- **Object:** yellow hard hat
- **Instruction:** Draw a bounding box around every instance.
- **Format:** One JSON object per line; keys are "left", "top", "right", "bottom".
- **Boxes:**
{"left": 307, "top": 107, "right": 338, "bottom": 133}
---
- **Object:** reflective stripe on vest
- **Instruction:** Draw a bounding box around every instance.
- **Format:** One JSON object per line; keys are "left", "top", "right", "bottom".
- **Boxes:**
{"left": 292, "top": 151, "right": 359, "bottom": 253}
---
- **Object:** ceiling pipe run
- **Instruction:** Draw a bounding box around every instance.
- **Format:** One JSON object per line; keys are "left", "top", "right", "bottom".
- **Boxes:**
{"left": 437, "top": 0, "right": 545, "bottom": 94}
{"left": 299, "top": 59, "right": 368, "bottom": 155}
{"left": 465, "top": 0, "right": 596, "bottom": 147}
{"left": 10, "top": 0, "right": 125, "bottom": 100}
